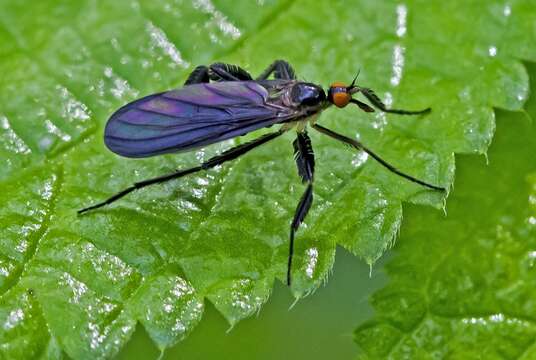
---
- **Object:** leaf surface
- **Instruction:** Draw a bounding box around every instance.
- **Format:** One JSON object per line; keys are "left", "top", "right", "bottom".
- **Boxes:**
{"left": 0, "top": 0, "right": 535, "bottom": 357}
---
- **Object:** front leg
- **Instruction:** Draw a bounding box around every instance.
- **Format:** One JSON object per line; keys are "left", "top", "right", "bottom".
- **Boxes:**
{"left": 312, "top": 123, "right": 445, "bottom": 191}
{"left": 359, "top": 87, "right": 431, "bottom": 115}
{"left": 287, "top": 131, "right": 315, "bottom": 285}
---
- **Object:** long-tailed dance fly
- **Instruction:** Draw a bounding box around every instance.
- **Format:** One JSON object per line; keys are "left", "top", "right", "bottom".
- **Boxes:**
{"left": 78, "top": 60, "right": 445, "bottom": 285}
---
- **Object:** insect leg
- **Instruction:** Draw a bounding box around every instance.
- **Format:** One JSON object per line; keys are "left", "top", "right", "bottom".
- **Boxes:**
{"left": 359, "top": 87, "right": 431, "bottom": 115}
{"left": 256, "top": 60, "right": 296, "bottom": 80}
{"left": 184, "top": 65, "right": 210, "bottom": 85}
{"left": 350, "top": 99, "right": 375, "bottom": 113}
{"left": 312, "top": 124, "right": 446, "bottom": 191}
{"left": 78, "top": 129, "right": 286, "bottom": 215}
{"left": 209, "top": 63, "right": 253, "bottom": 82}
{"left": 287, "top": 131, "right": 315, "bottom": 285}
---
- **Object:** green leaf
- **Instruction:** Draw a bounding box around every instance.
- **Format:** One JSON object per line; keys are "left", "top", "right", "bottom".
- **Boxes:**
{"left": 0, "top": 0, "right": 535, "bottom": 358}
{"left": 354, "top": 62, "right": 536, "bottom": 358}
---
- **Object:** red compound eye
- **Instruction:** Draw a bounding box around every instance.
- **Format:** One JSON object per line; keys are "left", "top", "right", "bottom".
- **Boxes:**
{"left": 329, "top": 82, "right": 351, "bottom": 108}
{"left": 332, "top": 91, "right": 351, "bottom": 108}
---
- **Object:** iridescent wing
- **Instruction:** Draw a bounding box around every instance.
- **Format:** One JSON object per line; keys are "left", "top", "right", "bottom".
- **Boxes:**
{"left": 104, "top": 81, "right": 296, "bottom": 158}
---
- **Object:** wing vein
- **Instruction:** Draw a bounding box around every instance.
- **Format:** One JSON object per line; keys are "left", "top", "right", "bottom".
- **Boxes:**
{"left": 105, "top": 81, "right": 294, "bottom": 157}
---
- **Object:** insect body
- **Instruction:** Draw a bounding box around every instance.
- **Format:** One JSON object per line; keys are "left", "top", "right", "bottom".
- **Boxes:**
{"left": 79, "top": 60, "right": 445, "bottom": 285}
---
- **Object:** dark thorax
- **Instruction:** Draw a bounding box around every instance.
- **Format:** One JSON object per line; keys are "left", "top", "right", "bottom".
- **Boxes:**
{"left": 261, "top": 80, "right": 328, "bottom": 115}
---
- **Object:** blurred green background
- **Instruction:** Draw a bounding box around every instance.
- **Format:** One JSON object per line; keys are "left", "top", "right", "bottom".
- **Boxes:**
{"left": 119, "top": 250, "right": 388, "bottom": 359}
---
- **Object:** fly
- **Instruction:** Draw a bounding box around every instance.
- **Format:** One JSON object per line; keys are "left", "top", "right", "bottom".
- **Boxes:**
{"left": 78, "top": 60, "right": 446, "bottom": 285}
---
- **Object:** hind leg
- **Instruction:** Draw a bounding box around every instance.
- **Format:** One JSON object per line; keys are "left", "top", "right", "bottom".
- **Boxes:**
{"left": 256, "top": 60, "right": 296, "bottom": 80}
{"left": 184, "top": 62, "right": 253, "bottom": 85}
{"left": 208, "top": 63, "right": 253, "bottom": 81}
{"left": 184, "top": 65, "right": 210, "bottom": 85}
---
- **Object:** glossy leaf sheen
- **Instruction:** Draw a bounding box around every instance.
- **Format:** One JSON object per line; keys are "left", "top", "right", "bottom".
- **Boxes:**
{"left": 0, "top": 0, "right": 535, "bottom": 358}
